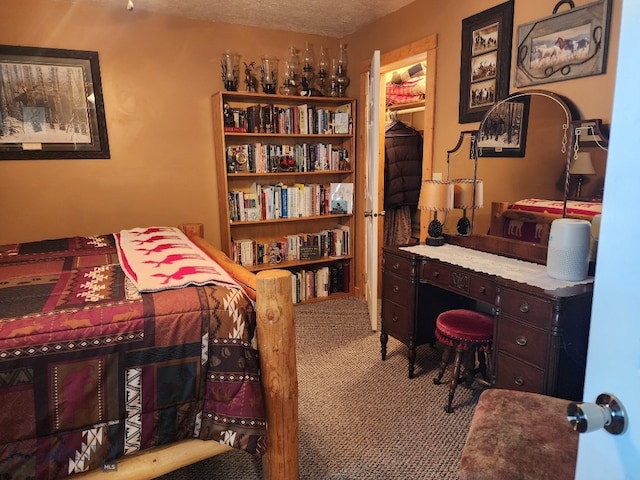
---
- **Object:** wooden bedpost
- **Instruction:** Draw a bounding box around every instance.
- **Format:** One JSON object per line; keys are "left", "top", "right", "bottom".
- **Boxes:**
{"left": 255, "top": 270, "right": 299, "bottom": 480}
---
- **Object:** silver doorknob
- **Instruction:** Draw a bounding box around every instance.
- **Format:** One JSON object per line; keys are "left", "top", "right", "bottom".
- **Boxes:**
{"left": 364, "top": 210, "right": 385, "bottom": 218}
{"left": 567, "top": 393, "right": 627, "bottom": 435}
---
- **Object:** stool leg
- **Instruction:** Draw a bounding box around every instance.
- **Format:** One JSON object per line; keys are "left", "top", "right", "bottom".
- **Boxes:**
{"left": 461, "top": 348, "right": 476, "bottom": 387}
{"left": 478, "top": 347, "right": 487, "bottom": 380}
{"left": 433, "top": 345, "right": 452, "bottom": 385}
{"left": 445, "top": 345, "right": 464, "bottom": 413}
{"left": 380, "top": 331, "right": 388, "bottom": 361}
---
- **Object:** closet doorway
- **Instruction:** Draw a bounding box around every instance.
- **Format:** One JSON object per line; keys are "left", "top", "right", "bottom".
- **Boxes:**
{"left": 359, "top": 35, "right": 437, "bottom": 330}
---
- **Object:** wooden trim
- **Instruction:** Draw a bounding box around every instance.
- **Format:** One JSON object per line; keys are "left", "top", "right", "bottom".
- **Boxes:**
{"left": 445, "top": 233, "right": 548, "bottom": 265}
{"left": 356, "top": 34, "right": 438, "bottom": 299}
{"left": 74, "top": 442, "right": 232, "bottom": 480}
{"left": 75, "top": 226, "right": 299, "bottom": 480}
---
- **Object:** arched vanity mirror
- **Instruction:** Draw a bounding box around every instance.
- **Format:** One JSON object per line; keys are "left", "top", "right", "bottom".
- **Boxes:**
{"left": 445, "top": 89, "right": 608, "bottom": 264}
{"left": 474, "top": 89, "right": 578, "bottom": 235}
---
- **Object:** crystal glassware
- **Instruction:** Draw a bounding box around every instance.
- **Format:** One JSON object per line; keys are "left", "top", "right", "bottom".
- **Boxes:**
{"left": 280, "top": 46, "right": 300, "bottom": 96}
{"left": 260, "top": 57, "right": 279, "bottom": 94}
{"left": 335, "top": 43, "right": 350, "bottom": 97}
{"left": 301, "top": 42, "right": 315, "bottom": 94}
{"left": 316, "top": 46, "right": 329, "bottom": 96}
{"left": 221, "top": 50, "right": 240, "bottom": 91}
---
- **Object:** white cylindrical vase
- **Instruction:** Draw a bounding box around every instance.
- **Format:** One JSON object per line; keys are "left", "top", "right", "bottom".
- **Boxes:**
{"left": 547, "top": 218, "right": 592, "bottom": 281}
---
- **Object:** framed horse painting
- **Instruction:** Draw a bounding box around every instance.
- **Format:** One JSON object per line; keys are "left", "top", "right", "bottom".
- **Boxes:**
{"left": 515, "top": 0, "right": 613, "bottom": 87}
{"left": 459, "top": 1, "right": 514, "bottom": 123}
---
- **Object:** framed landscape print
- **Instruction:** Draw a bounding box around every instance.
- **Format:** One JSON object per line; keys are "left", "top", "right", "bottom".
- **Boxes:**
{"left": 477, "top": 95, "right": 530, "bottom": 157}
{"left": 514, "top": 0, "right": 612, "bottom": 87}
{"left": 0, "top": 45, "right": 110, "bottom": 159}
{"left": 459, "top": 1, "right": 514, "bottom": 123}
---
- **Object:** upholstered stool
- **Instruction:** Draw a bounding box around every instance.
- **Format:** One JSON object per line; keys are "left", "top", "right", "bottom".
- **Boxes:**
{"left": 458, "top": 389, "right": 578, "bottom": 480}
{"left": 433, "top": 309, "right": 493, "bottom": 413}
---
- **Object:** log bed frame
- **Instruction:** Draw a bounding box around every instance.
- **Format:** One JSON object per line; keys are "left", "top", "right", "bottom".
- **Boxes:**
{"left": 74, "top": 223, "right": 299, "bottom": 480}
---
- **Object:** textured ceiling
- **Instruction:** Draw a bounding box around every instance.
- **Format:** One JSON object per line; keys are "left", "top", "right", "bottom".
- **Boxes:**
{"left": 74, "top": 0, "right": 416, "bottom": 37}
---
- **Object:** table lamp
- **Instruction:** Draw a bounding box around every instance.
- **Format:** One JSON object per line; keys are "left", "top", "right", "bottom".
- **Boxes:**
{"left": 418, "top": 180, "right": 453, "bottom": 246}
{"left": 452, "top": 179, "right": 483, "bottom": 236}
{"left": 569, "top": 152, "right": 596, "bottom": 198}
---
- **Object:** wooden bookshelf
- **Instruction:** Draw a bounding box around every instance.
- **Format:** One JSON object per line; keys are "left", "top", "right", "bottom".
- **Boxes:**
{"left": 212, "top": 91, "right": 356, "bottom": 303}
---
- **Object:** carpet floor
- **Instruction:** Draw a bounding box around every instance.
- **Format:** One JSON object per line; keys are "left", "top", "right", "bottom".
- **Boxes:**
{"left": 158, "top": 297, "right": 484, "bottom": 480}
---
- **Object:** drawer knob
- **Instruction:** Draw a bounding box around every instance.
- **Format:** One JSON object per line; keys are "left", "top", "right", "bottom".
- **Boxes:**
{"left": 433, "top": 271, "right": 440, "bottom": 279}
{"left": 514, "top": 376, "right": 525, "bottom": 387}
{"left": 393, "top": 262, "right": 400, "bottom": 270}
{"left": 393, "top": 285, "right": 399, "bottom": 293}
{"left": 519, "top": 303, "right": 530, "bottom": 313}
{"left": 479, "top": 286, "right": 487, "bottom": 295}
{"left": 392, "top": 315, "right": 398, "bottom": 323}
{"left": 515, "top": 335, "right": 528, "bottom": 346}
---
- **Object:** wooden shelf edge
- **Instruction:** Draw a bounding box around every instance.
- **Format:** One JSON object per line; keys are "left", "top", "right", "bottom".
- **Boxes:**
{"left": 230, "top": 213, "right": 352, "bottom": 226}
{"left": 244, "top": 255, "right": 353, "bottom": 272}
{"left": 224, "top": 132, "right": 353, "bottom": 138}
{"left": 218, "top": 90, "right": 356, "bottom": 104}
{"left": 296, "top": 292, "right": 353, "bottom": 305}
{"left": 227, "top": 170, "right": 353, "bottom": 178}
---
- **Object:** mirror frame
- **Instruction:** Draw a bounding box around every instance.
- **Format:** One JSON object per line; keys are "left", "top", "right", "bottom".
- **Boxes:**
{"left": 445, "top": 89, "right": 582, "bottom": 264}
{"left": 474, "top": 89, "right": 579, "bottom": 221}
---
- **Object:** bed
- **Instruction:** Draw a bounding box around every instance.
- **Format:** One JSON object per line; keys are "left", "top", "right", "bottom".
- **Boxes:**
{"left": 489, "top": 199, "right": 602, "bottom": 246}
{"left": 0, "top": 223, "right": 298, "bottom": 480}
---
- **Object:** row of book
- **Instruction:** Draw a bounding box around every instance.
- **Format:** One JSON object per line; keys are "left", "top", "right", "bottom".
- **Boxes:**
{"left": 290, "top": 262, "right": 350, "bottom": 304}
{"left": 226, "top": 143, "right": 349, "bottom": 174}
{"left": 231, "top": 226, "right": 350, "bottom": 267}
{"left": 228, "top": 182, "right": 353, "bottom": 222}
{"left": 224, "top": 103, "right": 351, "bottom": 135}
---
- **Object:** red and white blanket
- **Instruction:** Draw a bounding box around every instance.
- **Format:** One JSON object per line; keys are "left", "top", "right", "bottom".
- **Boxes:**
{"left": 511, "top": 198, "right": 602, "bottom": 217}
{"left": 115, "top": 226, "right": 241, "bottom": 292}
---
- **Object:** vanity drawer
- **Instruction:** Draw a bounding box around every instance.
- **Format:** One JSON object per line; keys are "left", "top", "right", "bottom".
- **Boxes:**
{"left": 382, "top": 276, "right": 414, "bottom": 306}
{"left": 421, "top": 261, "right": 497, "bottom": 303}
{"left": 496, "top": 316, "right": 549, "bottom": 369}
{"left": 383, "top": 252, "right": 415, "bottom": 279}
{"left": 500, "top": 289, "right": 553, "bottom": 326}
{"left": 381, "top": 300, "right": 412, "bottom": 342}
{"left": 494, "top": 351, "right": 545, "bottom": 394}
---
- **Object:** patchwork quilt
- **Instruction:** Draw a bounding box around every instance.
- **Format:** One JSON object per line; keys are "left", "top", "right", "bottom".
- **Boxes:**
{"left": 0, "top": 231, "right": 266, "bottom": 479}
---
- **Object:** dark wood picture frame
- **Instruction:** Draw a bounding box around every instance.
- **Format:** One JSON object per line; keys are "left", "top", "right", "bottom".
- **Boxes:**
{"left": 515, "top": 0, "right": 613, "bottom": 87}
{"left": 0, "top": 45, "right": 110, "bottom": 159}
{"left": 459, "top": 1, "right": 514, "bottom": 124}
{"left": 477, "top": 95, "right": 530, "bottom": 157}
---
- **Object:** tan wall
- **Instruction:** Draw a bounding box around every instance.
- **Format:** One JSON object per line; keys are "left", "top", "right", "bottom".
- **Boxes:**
{"left": 0, "top": 0, "right": 340, "bottom": 245}
{"left": 0, "top": 0, "right": 621, "bottom": 248}
{"left": 346, "top": 0, "right": 620, "bottom": 228}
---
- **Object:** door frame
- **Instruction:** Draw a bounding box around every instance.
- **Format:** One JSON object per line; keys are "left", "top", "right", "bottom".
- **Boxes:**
{"left": 355, "top": 35, "right": 437, "bottom": 300}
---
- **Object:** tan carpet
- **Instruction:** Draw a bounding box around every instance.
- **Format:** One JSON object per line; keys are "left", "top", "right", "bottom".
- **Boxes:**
{"left": 158, "top": 297, "right": 483, "bottom": 480}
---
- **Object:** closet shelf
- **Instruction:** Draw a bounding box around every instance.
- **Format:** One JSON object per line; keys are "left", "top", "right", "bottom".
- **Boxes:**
{"left": 386, "top": 101, "right": 425, "bottom": 113}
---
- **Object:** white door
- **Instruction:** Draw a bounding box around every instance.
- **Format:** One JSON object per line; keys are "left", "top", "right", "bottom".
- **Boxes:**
{"left": 365, "top": 50, "right": 381, "bottom": 331}
{"left": 575, "top": 1, "right": 640, "bottom": 477}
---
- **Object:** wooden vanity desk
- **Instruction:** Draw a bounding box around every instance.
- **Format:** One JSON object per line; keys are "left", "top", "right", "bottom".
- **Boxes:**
{"left": 381, "top": 236, "right": 593, "bottom": 401}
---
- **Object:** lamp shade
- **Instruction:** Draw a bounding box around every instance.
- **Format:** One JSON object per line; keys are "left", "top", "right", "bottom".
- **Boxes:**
{"left": 418, "top": 180, "right": 453, "bottom": 212}
{"left": 452, "top": 179, "right": 484, "bottom": 209}
{"left": 569, "top": 152, "right": 596, "bottom": 175}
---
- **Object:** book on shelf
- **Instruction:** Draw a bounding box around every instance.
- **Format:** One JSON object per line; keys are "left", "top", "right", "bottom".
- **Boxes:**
{"left": 298, "top": 104, "right": 308, "bottom": 134}
{"left": 329, "top": 182, "right": 354, "bottom": 214}
{"left": 288, "top": 263, "right": 347, "bottom": 303}
{"left": 333, "top": 112, "right": 350, "bottom": 134}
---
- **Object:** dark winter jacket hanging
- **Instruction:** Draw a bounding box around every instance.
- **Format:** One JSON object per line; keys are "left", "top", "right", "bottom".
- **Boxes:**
{"left": 384, "top": 120, "right": 423, "bottom": 209}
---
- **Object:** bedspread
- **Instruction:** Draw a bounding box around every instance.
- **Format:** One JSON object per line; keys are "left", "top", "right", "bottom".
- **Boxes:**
{"left": 0, "top": 234, "right": 266, "bottom": 479}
